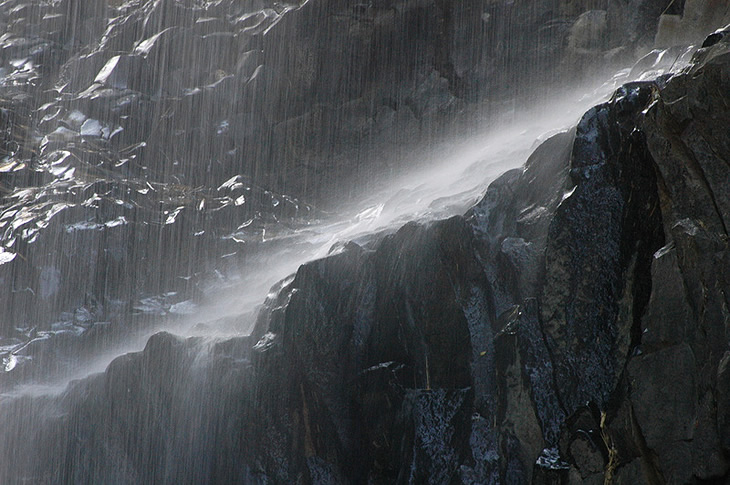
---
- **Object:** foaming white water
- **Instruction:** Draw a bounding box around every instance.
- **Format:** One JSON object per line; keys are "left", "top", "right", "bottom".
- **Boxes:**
{"left": 178, "top": 69, "right": 634, "bottom": 334}
{"left": 190, "top": 47, "right": 698, "bottom": 333}
{"left": 3, "top": 47, "right": 696, "bottom": 397}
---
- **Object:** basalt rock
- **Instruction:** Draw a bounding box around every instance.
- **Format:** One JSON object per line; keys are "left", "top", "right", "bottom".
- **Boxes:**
{"left": 3, "top": 14, "right": 730, "bottom": 485}
{"left": 244, "top": 29, "right": 730, "bottom": 484}
{"left": 0, "top": 0, "right": 701, "bottom": 348}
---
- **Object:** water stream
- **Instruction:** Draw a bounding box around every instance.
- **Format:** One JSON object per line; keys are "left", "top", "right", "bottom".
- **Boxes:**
{"left": 1, "top": 46, "right": 695, "bottom": 399}
{"left": 0, "top": 1, "right": 709, "bottom": 480}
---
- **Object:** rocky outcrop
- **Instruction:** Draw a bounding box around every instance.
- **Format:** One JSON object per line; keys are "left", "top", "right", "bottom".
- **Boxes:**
{"left": 0, "top": 0, "right": 321, "bottom": 342}
{"left": 243, "top": 27, "right": 730, "bottom": 484}
{"left": 601, "top": 30, "right": 730, "bottom": 483}
{"left": 3, "top": 24, "right": 729, "bottom": 485}
{"left": 0, "top": 0, "right": 692, "bottom": 385}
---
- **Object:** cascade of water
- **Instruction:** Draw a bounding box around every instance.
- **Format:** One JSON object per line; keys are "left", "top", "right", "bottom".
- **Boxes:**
{"left": 0, "top": 36, "right": 697, "bottom": 393}
{"left": 0, "top": 0, "right": 719, "bottom": 481}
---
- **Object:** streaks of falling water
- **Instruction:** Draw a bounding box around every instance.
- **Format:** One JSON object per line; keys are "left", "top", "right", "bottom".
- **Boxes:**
{"left": 2, "top": 48, "right": 695, "bottom": 399}
{"left": 0, "top": 0, "right": 706, "bottom": 476}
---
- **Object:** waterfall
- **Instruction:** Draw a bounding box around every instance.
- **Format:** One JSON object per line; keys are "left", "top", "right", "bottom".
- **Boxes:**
{"left": 1, "top": 0, "right": 727, "bottom": 483}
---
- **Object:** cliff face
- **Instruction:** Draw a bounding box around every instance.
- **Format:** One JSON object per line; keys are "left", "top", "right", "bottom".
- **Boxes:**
{"left": 243, "top": 33, "right": 730, "bottom": 481}
{"left": 3, "top": 26, "right": 729, "bottom": 485}
{"left": 243, "top": 28, "right": 730, "bottom": 484}
{"left": 0, "top": 0, "right": 689, "bottom": 388}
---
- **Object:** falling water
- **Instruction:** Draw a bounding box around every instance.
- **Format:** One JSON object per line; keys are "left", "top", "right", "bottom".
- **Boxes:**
{"left": 0, "top": 69, "right": 665, "bottom": 395}
{"left": 0, "top": 0, "right": 719, "bottom": 482}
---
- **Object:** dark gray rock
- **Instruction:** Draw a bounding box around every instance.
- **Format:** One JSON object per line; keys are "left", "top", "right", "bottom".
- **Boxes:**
{"left": 639, "top": 245, "right": 695, "bottom": 352}
{"left": 692, "top": 391, "right": 729, "bottom": 480}
{"left": 628, "top": 344, "right": 697, "bottom": 447}
{"left": 540, "top": 81, "right": 663, "bottom": 414}
{"left": 3, "top": 8, "right": 730, "bottom": 485}
{"left": 398, "top": 389, "right": 472, "bottom": 484}
{"left": 718, "top": 351, "right": 730, "bottom": 453}
{"left": 246, "top": 215, "right": 497, "bottom": 483}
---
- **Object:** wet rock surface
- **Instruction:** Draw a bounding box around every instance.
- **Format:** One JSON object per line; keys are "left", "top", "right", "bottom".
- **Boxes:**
{"left": 3, "top": 27, "right": 730, "bottom": 485}
{"left": 0, "top": 0, "right": 686, "bottom": 339}
{"left": 2, "top": 2, "right": 730, "bottom": 485}
{"left": 0, "top": 0, "right": 324, "bottom": 374}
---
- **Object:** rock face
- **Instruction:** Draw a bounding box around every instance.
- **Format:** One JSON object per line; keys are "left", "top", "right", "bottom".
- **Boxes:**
{"left": 247, "top": 29, "right": 730, "bottom": 484}
{"left": 0, "top": 0, "right": 687, "bottom": 390}
{"left": 0, "top": 0, "right": 324, "bottom": 344}
{"left": 0, "top": 0, "right": 672, "bottom": 364}
{"left": 3, "top": 25, "right": 730, "bottom": 485}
